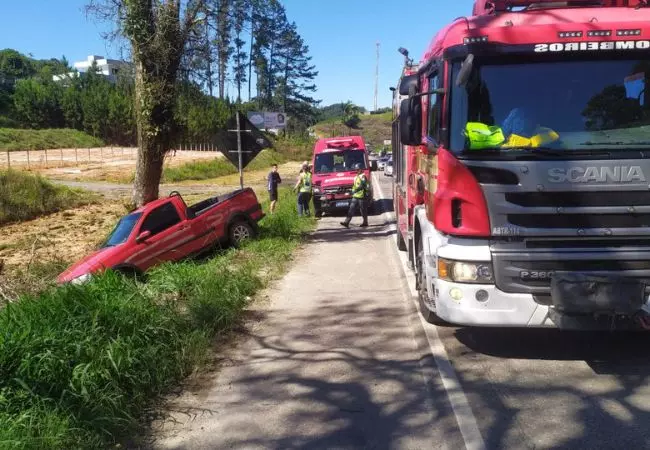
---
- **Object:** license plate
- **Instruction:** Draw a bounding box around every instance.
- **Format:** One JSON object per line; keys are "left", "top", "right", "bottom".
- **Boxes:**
{"left": 335, "top": 201, "right": 349, "bottom": 208}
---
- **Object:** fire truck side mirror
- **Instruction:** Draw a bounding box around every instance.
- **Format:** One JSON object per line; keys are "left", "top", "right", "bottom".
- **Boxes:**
{"left": 399, "top": 98, "right": 422, "bottom": 146}
{"left": 455, "top": 54, "right": 475, "bottom": 87}
{"left": 399, "top": 74, "right": 419, "bottom": 96}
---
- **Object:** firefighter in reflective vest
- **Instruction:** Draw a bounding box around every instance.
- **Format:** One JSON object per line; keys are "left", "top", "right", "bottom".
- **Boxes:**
{"left": 340, "top": 163, "right": 369, "bottom": 228}
{"left": 294, "top": 162, "right": 312, "bottom": 217}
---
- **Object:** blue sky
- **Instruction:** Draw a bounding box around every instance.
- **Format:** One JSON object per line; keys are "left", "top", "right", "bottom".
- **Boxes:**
{"left": 0, "top": 0, "right": 474, "bottom": 110}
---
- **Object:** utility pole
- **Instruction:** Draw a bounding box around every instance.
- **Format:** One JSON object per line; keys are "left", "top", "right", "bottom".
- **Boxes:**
{"left": 374, "top": 41, "right": 380, "bottom": 112}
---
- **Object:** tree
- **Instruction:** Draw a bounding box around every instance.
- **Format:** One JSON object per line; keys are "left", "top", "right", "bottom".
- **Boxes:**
{"left": 213, "top": 0, "right": 233, "bottom": 99}
{"left": 275, "top": 21, "right": 319, "bottom": 124}
{"left": 232, "top": 0, "right": 248, "bottom": 102}
{"left": 342, "top": 101, "right": 362, "bottom": 134}
{"left": 13, "top": 78, "right": 64, "bottom": 128}
{"left": 87, "top": 0, "right": 206, "bottom": 206}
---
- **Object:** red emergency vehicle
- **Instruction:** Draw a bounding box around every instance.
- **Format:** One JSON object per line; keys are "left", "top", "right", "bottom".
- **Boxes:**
{"left": 393, "top": 0, "right": 650, "bottom": 330}
{"left": 311, "top": 136, "right": 375, "bottom": 217}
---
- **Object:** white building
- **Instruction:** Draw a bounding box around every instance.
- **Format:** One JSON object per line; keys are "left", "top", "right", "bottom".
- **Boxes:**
{"left": 53, "top": 55, "right": 133, "bottom": 83}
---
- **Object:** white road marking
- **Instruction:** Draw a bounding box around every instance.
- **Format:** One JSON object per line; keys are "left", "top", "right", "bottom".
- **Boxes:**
{"left": 372, "top": 174, "right": 487, "bottom": 450}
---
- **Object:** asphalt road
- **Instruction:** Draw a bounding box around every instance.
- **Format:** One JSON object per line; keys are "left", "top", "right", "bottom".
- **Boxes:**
{"left": 153, "top": 171, "right": 650, "bottom": 449}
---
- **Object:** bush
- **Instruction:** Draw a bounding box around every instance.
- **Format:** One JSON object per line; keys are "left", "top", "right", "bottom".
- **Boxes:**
{"left": 0, "top": 170, "right": 97, "bottom": 225}
{"left": 0, "top": 128, "right": 104, "bottom": 151}
{"left": 0, "top": 188, "right": 314, "bottom": 448}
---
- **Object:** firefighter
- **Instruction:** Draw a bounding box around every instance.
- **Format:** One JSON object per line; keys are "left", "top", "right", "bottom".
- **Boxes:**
{"left": 294, "top": 162, "right": 312, "bottom": 216}
{"left": 340, "top": 163, "right": 369, "bottom": 228}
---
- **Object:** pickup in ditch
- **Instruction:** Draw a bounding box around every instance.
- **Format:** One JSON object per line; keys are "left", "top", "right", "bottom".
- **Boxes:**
{"left": 57, "top": 188, "right": 264, "bottom": 284}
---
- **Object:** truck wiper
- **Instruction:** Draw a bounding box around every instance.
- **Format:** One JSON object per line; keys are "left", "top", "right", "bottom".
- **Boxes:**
{"left": 510, "top": 148, "right": 611, "bottom": 159}
{"left": 578, "top": 141, "right": 650, "bottom": 146}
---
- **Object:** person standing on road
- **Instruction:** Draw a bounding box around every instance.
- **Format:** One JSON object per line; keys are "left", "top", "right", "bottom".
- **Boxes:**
{"left": 267, "top": 164, "right": 282, "bottom": 214}
{"left": 294, "top": 162, "right": 312, "bottom": 217}
{"left": 340, "top": 163, "right": 369, "bottom": 228}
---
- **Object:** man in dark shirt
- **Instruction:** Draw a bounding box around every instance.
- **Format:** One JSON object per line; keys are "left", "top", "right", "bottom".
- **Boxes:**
{"left": 267, "top": 164, "right": 282, "bottom": 213}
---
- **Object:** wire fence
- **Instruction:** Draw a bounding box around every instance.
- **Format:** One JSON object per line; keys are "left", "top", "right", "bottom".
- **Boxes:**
{"left": 0, "top": 144, "right": 220, "bottom": 170}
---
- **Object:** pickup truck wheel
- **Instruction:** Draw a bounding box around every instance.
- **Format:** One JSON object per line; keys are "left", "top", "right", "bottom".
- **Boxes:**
{"left": 229, "top": 220, "right": 254, "bottom": 247}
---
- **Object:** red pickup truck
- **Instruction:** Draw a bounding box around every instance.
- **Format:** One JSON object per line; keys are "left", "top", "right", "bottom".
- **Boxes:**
{"left": 57, "top": 188, "right": 264, "bottom": 284}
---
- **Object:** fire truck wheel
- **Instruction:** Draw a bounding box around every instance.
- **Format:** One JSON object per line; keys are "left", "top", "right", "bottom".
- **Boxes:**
{"left": 417, "top": 246, "right": 445, "bottom": 325}
{"left": 396, "top": 229, "right": 407, "bottom": 252}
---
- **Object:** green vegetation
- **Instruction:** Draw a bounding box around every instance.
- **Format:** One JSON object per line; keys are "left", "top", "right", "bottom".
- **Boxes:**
{"left": 0, "top": 128, "right": 103, "bottom": 151}
{"left": 312, "top": 111, "right": 392, "bottom": 149}
{"left": 0, "top": 189, "right": 314, "bottom": 448}
{"left": 162, "top": 149, "right": 287, "bottom": 183}
{"left": 0, "top": 170, "right": 97, "bottom": 225}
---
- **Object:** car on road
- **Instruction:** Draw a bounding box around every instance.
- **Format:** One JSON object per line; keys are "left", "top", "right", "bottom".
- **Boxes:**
{"left": 384, "top": 160, "right": 394, "bottom": 177}
{"left": 377, "top": 156, "right": 391, "bottom": 171}
{"left": 57, "top": 188, "right": 264, "bottom": 284}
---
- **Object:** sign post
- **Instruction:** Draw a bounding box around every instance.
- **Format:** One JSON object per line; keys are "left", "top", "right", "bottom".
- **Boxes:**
{"left": 236, "top": 112, "right": 244, "bottom": 189}
{"left": 217, "top": 111, "right": 273, "bottom": 189}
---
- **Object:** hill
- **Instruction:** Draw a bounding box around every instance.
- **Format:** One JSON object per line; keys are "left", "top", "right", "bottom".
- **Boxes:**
{"left": 311, "top": 112, "right": 392, "bottom": 150}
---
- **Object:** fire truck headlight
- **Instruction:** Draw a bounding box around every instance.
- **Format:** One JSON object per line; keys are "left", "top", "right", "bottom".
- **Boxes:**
{"left": 438, "top": 258, "right": 494, "bottom": 284}
{"left": 313, "top": 186, "right": 321, "bottom": 194}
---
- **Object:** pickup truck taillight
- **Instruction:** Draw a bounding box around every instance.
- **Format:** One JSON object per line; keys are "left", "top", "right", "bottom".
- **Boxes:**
{"left": 432, "top": 149, "right": 490, "bottom": 237}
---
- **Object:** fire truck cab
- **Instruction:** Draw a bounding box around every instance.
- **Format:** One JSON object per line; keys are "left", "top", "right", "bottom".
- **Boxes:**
{"left": 394, "top": 0, "right": 650, "bottom": 330}
{"left": 311, "top": 136, "right": 375, "bottom": 217}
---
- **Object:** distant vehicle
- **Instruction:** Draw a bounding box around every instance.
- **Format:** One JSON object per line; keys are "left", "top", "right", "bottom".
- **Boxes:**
{"left": 57, "top": 189, "right": 264, "bottom": 284}
{"left": 311, "top": 135, "right": 375, "bottom": 217}
{"left": 384, "top": 160, "right": 394, "bottom": 177}
{"left": 377, "top": 156, "right": 390, "bottom": 171}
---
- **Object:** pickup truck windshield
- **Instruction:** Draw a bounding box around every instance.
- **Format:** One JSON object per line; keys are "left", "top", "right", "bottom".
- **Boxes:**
{"left": 102, "top": 212, "right": 142, "bottom": 247}
{"left": 314, "top": 150, "right": 367, "bottom": 174}
{"left": 449, "top": 56, "right": 650, "bottom": 154}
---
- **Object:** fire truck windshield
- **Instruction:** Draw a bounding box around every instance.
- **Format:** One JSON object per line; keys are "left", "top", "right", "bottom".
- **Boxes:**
{"left": 314, "top": 150, "right": 367, "bottom": 174}
{"left": 449, "top": 56, "right": 650, "bottom": 154}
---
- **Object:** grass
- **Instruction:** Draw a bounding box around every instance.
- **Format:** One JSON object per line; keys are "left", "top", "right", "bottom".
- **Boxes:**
{"left": 0, "top": 188, "right": 315, "bottom": 449}
{"left": 162, "top": 149, "right": 288, "bottom": 183}
{"left": 0, "top": 170, "right": 98, "bottom": 225}
{"left": 0, "top": 128, "right": 104, "bottom": 151}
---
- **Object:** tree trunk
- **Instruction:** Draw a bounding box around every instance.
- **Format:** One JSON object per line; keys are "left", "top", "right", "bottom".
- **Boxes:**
{"left": 131, "top": 60, "right": 175, "bottom": 207}
{"left": 133, "top": 139, "right": 165, "bottom": 206}
{"left": 248, "top": 4, "right": 254, "bottom": 101}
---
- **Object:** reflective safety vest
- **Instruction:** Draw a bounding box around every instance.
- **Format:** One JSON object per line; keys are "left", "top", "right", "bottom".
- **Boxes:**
{"left": 352, "top": 173, "right": 368, "bottom": 199}
{"left": 299, "top": 171, "right": 312, "bottom": 193}
{"left": 464, "top": 122, "right": 505, "bottom": 150}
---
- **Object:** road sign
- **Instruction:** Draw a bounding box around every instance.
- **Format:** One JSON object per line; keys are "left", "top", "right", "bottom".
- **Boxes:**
{"left": 213, "top": 112, "right": 273, "bottom": 188}
{"left": 247, "top": 111, "right": 288, "bottom": 129}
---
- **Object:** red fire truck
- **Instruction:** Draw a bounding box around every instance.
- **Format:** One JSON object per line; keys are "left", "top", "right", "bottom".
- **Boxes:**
{"left": 393, "top": 0, "right": 650, "bottom": 330}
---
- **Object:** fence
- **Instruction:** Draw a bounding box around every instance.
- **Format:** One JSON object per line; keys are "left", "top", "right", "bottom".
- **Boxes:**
{"left": 0, "top": 144, "right": 220, "bottom": 170}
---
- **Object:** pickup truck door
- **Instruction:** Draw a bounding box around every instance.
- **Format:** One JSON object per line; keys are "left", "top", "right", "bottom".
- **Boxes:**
{"left": 128, "top": 201, "right": 193, "bottom": 270}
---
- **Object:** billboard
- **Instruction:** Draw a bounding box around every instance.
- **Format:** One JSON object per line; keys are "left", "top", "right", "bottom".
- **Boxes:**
{"left": 247, "top": 111, "right": 288, "bottom": 129}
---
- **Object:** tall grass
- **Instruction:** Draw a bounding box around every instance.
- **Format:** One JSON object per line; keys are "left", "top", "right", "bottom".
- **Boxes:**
{"left": 0, "top": 170, "right": 98, "bottom": 225}
{"left": 0, "top": 128, "right": 104, "bottom": 151}
{"left": 0, "top": 188, "right": 314, "bottom": 448}
{"left": 162, "top": 149, "right": 287, "bottom": 182}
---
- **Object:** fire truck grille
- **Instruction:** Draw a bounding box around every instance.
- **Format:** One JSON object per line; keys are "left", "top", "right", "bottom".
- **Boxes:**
{"left": 492, "top": 249, "right": 650, "bottom": 295}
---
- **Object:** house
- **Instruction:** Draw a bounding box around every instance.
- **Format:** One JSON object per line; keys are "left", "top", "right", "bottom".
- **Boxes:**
{"left": 53, "top": 55, "right": 133, "bottom": 83}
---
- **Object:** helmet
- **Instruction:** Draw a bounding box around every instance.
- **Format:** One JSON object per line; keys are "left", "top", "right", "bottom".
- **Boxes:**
{"left": 353, "top": 163, "right": 363, "bottom": 170}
